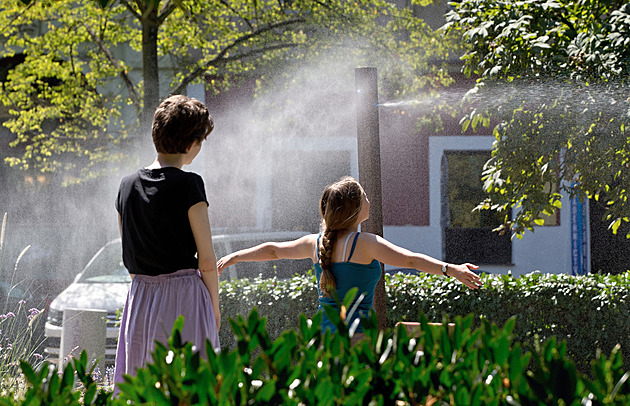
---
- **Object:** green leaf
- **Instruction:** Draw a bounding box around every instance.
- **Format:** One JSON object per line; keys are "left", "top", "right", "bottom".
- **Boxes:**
{"left": 19, "top": 361, "right": 38, "bottom": 385}
{"left": 61, "top": 362, "right": 75, "bottom": 392}
{"left": 323, "top": 304, "right": 342, "bottom": 327}
{"left": 255, "top": 381, "right": 276, "bottom": 402}
{"left": 248, "top": 308, "right": 260, "bottom": 333}
{"left": 462, "top": 118, "right": 471, "bottom": 132}
{"left": 83, "top": 384, "right": 97, "bottom": 404}
{"left": 342, "top": 287, "right": 359, "bottom": 310}
{"left": 610, "top": 218, "right": 622, "bottom": 234}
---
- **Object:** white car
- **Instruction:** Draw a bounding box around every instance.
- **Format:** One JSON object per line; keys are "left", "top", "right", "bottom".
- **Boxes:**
{"left": 44, "top": 238, "right": 129, "bottom": 366}
{"left": 44, "top": 231, "right": 308, "bottom": 365}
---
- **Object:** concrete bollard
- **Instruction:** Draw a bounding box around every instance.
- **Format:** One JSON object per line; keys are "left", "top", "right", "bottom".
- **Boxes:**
{"left": 59, "top": 308, "right": 107, "bottom": 375}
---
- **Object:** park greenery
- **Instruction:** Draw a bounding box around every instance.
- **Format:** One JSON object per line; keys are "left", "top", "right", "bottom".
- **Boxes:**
{"left": 3, "top": 297, "right": 630, "bottom": 405}
{"left": 442, "top": 0, "right": 630, "bottom": 238}
{"left": 0, "top": 269, "right": 626, "bottom": 402}
{"left": 2, "top": 0, "right": 629, "bottom": 240}
{"left": 218, "top": 270, "right": 630, "bottom": 374}
{"left": 0, "top": 0, "right": 458, "bottom": 181}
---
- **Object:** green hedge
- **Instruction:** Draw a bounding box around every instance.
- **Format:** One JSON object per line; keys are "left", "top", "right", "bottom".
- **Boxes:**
{"left": 11, "top": 303, "right": 630, "bottom": 405}
{"left": 219, "top": 270, "right": 630, "bottom": 373}
{"left": 219, "top": 271, "right": 319, "bottom": 348}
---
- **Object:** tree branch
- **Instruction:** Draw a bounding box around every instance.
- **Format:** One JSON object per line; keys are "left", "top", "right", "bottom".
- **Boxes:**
{"left": 158, "top": 0, "right": 178, "bottom": 24}
{"left": 171, "top": 18, "right": 306, "bottom": 94}
{"left": 219, "top": 0, "right": 254, "bottom": 31}
{"left": 0, "top": 0, "right": 36, "bottom": 34}
{"left": 133, "top": 0, "right": 146, "bottom": 13}
{"left": 553, "top": 7, "right": 576, "bottom": 34}
{"left": 119, "top": 0, "right": 141, "bottom": 20}
{"left": 142, "top": 0, "right": 157, "bottom": 20}
{"left": 82, "top": 23, "right": 141, "bottom": 116}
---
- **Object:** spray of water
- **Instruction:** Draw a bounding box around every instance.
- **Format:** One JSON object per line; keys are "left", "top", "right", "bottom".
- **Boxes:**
{"left": 1, "top": 49, "right": 382, "bottom": 287}
{"left": 4, "top": 46, "right": 627, "bottom": 291}
{"left": 196, "top": 55, "right": 364, "bottom": 236}
{"left": 377, "top": 90, "right": 469, "bottom": 108}
{"left": 464, "top": 79, "right": 630, "bottom": 118}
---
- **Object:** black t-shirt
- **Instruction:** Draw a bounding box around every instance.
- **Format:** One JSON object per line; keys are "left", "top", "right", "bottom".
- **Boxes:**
{"left": 116, "top": 167, "right": 208, "bottom": 276}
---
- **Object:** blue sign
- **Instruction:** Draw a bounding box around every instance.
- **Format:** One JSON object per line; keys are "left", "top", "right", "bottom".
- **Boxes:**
{"left": 570, "top": 196, "right": 588, "bottom": 275}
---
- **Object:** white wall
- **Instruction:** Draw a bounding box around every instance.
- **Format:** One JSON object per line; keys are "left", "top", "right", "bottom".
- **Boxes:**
{"left": 383, "top": 135, "right": 585, "bottom": 276}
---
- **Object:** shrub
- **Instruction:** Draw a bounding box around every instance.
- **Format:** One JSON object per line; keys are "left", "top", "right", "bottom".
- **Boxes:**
{"left": 9, "top": 351, "right": 111, "bottom": 406}
{"left": 13, "top": 294, "right": 630, "bottom": 405}
{"left": 219, "top": 269, "right": 630, "bottom": 373}
{"left": 218, "top": 271, "right": 319, "bottom": 348}
{"left": 387, "top": 271, "right": 630, "bottom": 373}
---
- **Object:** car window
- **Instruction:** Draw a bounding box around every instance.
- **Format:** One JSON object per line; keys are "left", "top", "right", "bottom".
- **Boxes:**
{"left": 77, "top": 242, "right": 131, "bottom": 283}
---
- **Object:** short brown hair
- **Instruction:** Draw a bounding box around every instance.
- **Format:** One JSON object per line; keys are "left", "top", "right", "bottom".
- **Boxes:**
{"left": 152, "top": 95, "right": 214, "bottom": 154}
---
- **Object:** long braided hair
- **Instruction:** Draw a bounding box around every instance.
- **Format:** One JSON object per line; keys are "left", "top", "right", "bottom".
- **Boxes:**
{"left": 318, "top": 177, "right": 364, "bottom": 298}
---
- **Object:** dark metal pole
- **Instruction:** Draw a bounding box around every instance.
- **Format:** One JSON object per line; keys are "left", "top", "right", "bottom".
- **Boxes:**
{"left": 355, "top": 67, "right": 387, "bottom": 330}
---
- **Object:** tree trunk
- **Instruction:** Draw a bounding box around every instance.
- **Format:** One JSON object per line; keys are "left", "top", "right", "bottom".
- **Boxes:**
{"left": 355, "top": 67, "right": 387, "bottom": 331}
{"left": 141, "top": 4, "right": 160, "bottom": 134}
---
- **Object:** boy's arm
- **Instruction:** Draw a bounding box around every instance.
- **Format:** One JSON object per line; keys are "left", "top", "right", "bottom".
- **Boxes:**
{"left": 189, "top": 201, "right": 221, "bottom": 329}
{"left": 217, "top": 234, "right": 318, "bottom": 275}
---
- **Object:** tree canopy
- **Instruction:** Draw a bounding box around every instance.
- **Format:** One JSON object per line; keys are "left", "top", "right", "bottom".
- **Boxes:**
{"left": 0, "top": 0, "right": 457, "bottom": 181}
{"left": 443, "top": 0, "right": 630, "bottom": 238}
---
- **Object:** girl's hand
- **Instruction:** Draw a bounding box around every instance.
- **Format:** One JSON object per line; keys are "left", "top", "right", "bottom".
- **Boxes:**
{"left": 216, "top": 255, "right": 236, "bottom": 276}
{"left": 449, "top": 263, "right": 482, "bottom": 289}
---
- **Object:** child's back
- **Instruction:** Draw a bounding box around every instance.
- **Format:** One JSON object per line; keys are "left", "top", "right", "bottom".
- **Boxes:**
{"left": 315, "top": 231, "right": 381, "bottom": 333}
{"left": 113, "top": 95, "right": 220, "bottom": 393}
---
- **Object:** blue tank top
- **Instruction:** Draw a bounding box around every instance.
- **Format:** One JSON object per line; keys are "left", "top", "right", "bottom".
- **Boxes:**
{"left": 315, "top": 232, "right": 381, "bottom": 333}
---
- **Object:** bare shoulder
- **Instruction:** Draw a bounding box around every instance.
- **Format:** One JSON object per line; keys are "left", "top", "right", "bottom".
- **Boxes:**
{"left": 273, "top": 233, "right": 318, "bottom": 250}
{"left": 283, "top": 233, "right": 319, "bottom": 262}
{"left": 349, "top": 232, "right": 383, "bottom": 263}
{"left": 357, "top": 232, "right": 381, "bottom": 245}
{"left": 296, "top": 233, "right": 319, "bottom": 245}
{"left": 358, "top": 232, "right": 409, "bottom": 256}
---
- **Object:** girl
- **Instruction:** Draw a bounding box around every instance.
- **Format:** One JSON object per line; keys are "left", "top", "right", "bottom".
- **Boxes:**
{"left": 114, "top": 95, "right": 220, "bottom": 389}
{"left": 217, "top": 176, "right": 481, "bottom": 335}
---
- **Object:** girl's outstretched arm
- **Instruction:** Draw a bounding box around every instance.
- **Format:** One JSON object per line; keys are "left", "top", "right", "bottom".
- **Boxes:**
{"left": 217, "top": 234, "right": 318, "bottom": 275}
{"left": 363, "top": 233, "right": 482, "bottom": 290}
{"left": 189, "top": 201, "right": 221, "bottom": 329}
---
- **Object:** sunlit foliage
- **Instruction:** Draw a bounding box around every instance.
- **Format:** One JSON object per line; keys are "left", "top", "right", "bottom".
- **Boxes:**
{"left": 0, "top": 0, "right": 457, "bottom": 180}
{"left": 443, "top": 0, "right": 630, "bottom": 237}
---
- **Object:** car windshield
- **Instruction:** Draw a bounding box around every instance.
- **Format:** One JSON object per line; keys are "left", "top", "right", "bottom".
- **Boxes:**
{"left": 77, "top": 241, "right": 131, "bottom": 283}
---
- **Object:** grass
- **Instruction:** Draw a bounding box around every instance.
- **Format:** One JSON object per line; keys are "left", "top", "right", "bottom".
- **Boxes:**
{"left": 0, "top": 213, "right": 47, "bottom": 399}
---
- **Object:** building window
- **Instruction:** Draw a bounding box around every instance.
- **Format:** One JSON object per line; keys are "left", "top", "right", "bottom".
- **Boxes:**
{"left": 442, "top": 151, "right": 512, "bottom": 265}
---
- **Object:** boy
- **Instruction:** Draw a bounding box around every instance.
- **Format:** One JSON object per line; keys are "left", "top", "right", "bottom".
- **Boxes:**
{"left": 114, "top": 95, "right": 220, "bottom": 389}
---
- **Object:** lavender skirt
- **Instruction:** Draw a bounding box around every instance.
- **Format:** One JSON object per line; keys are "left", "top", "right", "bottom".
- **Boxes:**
{"left": 113, "top": 269, "right": 220, "bottom": 389}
